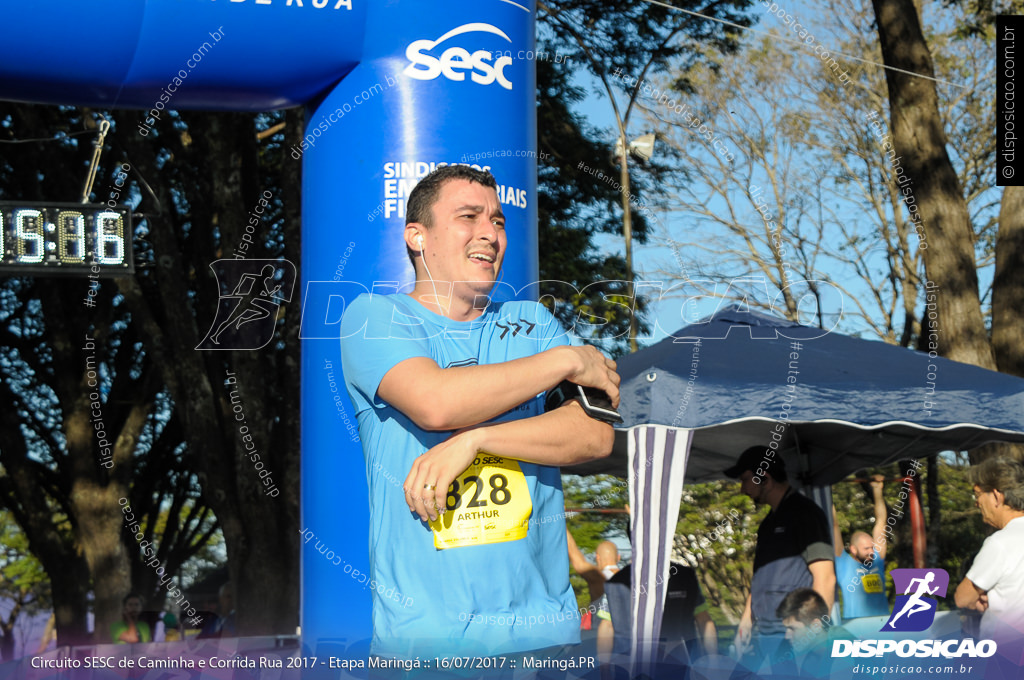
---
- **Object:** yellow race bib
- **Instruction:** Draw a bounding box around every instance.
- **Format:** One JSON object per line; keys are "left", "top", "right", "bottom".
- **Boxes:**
{"left": 862, "top": 573, "right": 884, "bottom": 594}
{"left": 429, "top": 454, "right": 532, "bottom": 550}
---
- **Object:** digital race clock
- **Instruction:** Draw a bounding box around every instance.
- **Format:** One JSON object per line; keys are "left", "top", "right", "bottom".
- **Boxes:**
{"left": 0, "top": 201, "right": 132, "bottom": 276}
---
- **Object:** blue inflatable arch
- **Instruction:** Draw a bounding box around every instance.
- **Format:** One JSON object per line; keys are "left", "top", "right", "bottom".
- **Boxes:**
{"left": 0, "top": 0, "right": 538, "bottom": 650}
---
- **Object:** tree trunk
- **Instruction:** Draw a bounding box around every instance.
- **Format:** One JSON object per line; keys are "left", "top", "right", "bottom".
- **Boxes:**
{"left": 926, "top": 455, "right": 940, "bottom": 566}
{"left": 871, "top": 0, "right": 996, "bottom": 370}
{"left": 991, "top": 185, "right": 1024, "bottom": 378}
{"left": 36, "top": 273, "right": 142, "bottom": 642}
{"left": 66, "top": 391, "right": 147, "bottom": 639}
{"left": 116, "top": 109, "right": 300, "bottom": 636}
{"left": 51, "top": 577, "right": 92, "bottom": 648}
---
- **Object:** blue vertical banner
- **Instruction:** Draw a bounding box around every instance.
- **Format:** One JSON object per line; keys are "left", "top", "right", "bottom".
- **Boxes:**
{"left": 299, "top": 0, "right": 538, "bottom": 652}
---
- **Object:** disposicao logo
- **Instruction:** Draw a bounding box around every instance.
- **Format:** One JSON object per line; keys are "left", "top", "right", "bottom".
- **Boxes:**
{"left": 884, "top": 568, "right": 949, "bottom": 632}
{"left": 831, "top": 568, "right": 998, "bottom": 659}
{"left": 404, "top": 23, "right": 514, "bottom": 90}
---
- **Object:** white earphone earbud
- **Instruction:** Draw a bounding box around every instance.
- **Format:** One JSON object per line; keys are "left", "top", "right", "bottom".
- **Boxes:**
{"left": 417, "top": 235, "right": 424, "bottom": 247}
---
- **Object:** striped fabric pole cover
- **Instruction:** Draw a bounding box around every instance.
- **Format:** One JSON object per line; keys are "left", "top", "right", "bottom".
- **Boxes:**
{"left": 627, "top": 425, "right": 694, "bottom": 676}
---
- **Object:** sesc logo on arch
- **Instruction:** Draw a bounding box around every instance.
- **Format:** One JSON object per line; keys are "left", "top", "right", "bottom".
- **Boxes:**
{"left": 404, "top": 23, "right": 514, "bottom": 90}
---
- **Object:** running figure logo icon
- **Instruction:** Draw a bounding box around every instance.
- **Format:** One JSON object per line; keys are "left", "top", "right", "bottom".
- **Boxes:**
{"left": 882, "top": 568, "right": 949, "bottom": 632}
{"left": 197, "top": 259, "right": 297, "bottom": 350}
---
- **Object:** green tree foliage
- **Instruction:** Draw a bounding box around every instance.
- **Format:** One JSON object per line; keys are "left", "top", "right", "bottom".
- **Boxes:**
{"left": 673, "top": 481, "right": 764, "bottom": 625}
{"left": 536, "top": 56, "right": 651, "bottom": 356}
{"left": 0, "top": 512, "right": 51, "bottom": 660}
{"left": 537, "top": 0, "right": 755, "bottom": 354}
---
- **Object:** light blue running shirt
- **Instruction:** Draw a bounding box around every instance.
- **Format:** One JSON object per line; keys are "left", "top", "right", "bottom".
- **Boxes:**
{"left": 835, "top": 550, "right": 889, "bottom": 619}
{"left": 341, "top": 293, "right": 582, "bottom": 658}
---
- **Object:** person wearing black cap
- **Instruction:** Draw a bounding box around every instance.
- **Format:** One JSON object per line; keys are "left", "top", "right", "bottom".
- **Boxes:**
{"left": 725, "top": 446, "right": 835, "bottom": 672}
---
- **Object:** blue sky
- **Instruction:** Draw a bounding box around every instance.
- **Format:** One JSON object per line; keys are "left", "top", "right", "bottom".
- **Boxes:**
{"left": 558, "top": 0, "right": 998, "bottom": 347}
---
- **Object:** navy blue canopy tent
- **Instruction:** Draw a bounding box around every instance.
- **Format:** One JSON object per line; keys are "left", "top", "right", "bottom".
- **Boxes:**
{"left": 577, "top": 306, "right": 1024, "bottom": 483}
{"left": 574, "top": 306, "right": 1024, "bottom": 671}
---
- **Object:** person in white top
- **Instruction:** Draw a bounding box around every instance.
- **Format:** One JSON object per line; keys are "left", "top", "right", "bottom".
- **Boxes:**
{"left": 954, "top": 456, "right": 1024, "bottom": 648}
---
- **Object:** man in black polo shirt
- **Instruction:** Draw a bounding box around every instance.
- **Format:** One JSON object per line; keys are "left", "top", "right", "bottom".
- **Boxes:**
{"left": 726, "top": 447, "right": 835, "bottom": 672}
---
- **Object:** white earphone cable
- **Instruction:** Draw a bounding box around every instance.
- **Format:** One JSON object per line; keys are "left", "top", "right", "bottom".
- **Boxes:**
{"left": 419, "top": 237, "right": 444, "bottom": 315}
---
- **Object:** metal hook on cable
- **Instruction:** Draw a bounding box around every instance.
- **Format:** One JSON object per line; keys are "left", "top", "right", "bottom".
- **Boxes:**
{"left": 80, "top": 118, "right": 110, "bottom": 203}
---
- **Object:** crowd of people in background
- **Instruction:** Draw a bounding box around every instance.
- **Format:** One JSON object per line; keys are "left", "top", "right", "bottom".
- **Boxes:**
{"left": 564, "top": 451, "right": 1024, "bottom": 678}
{"left": 101, "top": 581, "right": 236, "bottom": 646}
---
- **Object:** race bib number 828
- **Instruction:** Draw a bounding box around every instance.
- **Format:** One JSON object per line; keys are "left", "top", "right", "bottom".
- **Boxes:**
{"left": 429, "top": 455, "right": 532, "bottom": 550}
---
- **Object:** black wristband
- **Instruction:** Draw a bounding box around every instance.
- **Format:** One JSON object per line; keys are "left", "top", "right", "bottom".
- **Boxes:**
{"left": 544, "top": 380, "right": 623, "bottom": 424}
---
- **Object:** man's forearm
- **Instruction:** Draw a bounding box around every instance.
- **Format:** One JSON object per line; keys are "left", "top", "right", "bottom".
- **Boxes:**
{"left": 566, "top": 529, "right": 593, "bottom": 573}
{"left": 468, "top": 401, "right": 614, "bottom": 467}
{"left": 596, "top": 626, "right": 613, "bottom": 657}
{"left": 697, "top": 612, "right": 718, "bottom": 656}
{"left": 871, "top": 487, "right": 888, "bottom": 558}
{"left": 403, "top": 401, "right": 613, "bottom": 522}
{"left": 954, "top": 577, "right": 983, "bottom": 610}
{"left": 832, "top": 505, "right": 843, "bottom": 557}
{"left": 379, "top": 345, "right": 616, "bottom": 431}
{"left": 809, "top": 560, "right": 836, "bottom": 611}
{"left": 735, "top": 594, "right": 752, "bottom": 653}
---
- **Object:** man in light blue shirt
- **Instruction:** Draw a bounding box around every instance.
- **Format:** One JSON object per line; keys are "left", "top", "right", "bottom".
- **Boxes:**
{"left": 342, "top": 165, "right": 620, "bottom": 660}
{"left": 833, "top": 476, "right": 890, "bottom": 619}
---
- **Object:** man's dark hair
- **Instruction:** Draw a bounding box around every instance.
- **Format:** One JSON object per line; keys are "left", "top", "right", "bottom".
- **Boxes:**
{"left": 725, "top": 445, "right": 788, "bottom": 483}
{"left": 775, "top": 587, "right": 828, "bottom": 626}
{"left": 123, "top": 592, "right": 144, "bottom": 607}
{"left": 758, "top": 453, "right": 788, "bottom": 483}
{"left": 404, "top": 165, "right": 499, "bottom": 268}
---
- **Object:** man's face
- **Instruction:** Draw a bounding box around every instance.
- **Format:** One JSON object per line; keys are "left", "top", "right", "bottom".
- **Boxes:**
{"left": 782, "top": 617, "right": 822, "bottom": 654}
{"left": 419, "top": 178, "right": 506, "bottom": 303}
{"left": 739, "top": 470, "right": 765, "bottom": 504}
{"left": 973, "top": 485, "right": 998, "bottom": 528}
{"left": 123, "top": 597, "right": 142, "bottom": 620}
{"left": 849, "top": 534, "right": 874, "bottom": 562}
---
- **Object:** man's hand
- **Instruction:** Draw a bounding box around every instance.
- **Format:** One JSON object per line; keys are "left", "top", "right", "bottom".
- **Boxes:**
{"left": 403, "top": 429, "right": 480, "bottom": 522}
{"left": 734, "top": 593, "right": 753, "bottom": 658}
{"left": 404, "top": 401, "right": 615, "bottom": 522}
{"left": 118, "top": 624, "right": 140, "bottom": 644}
{"left": 734, "top": 615, "right": 752, "bottom": 657}
{"left": 869, "top": 474, "right": 884, "bottom": 495}
{"left": 565, "top": 345, "right": 621, "bottom": 408}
